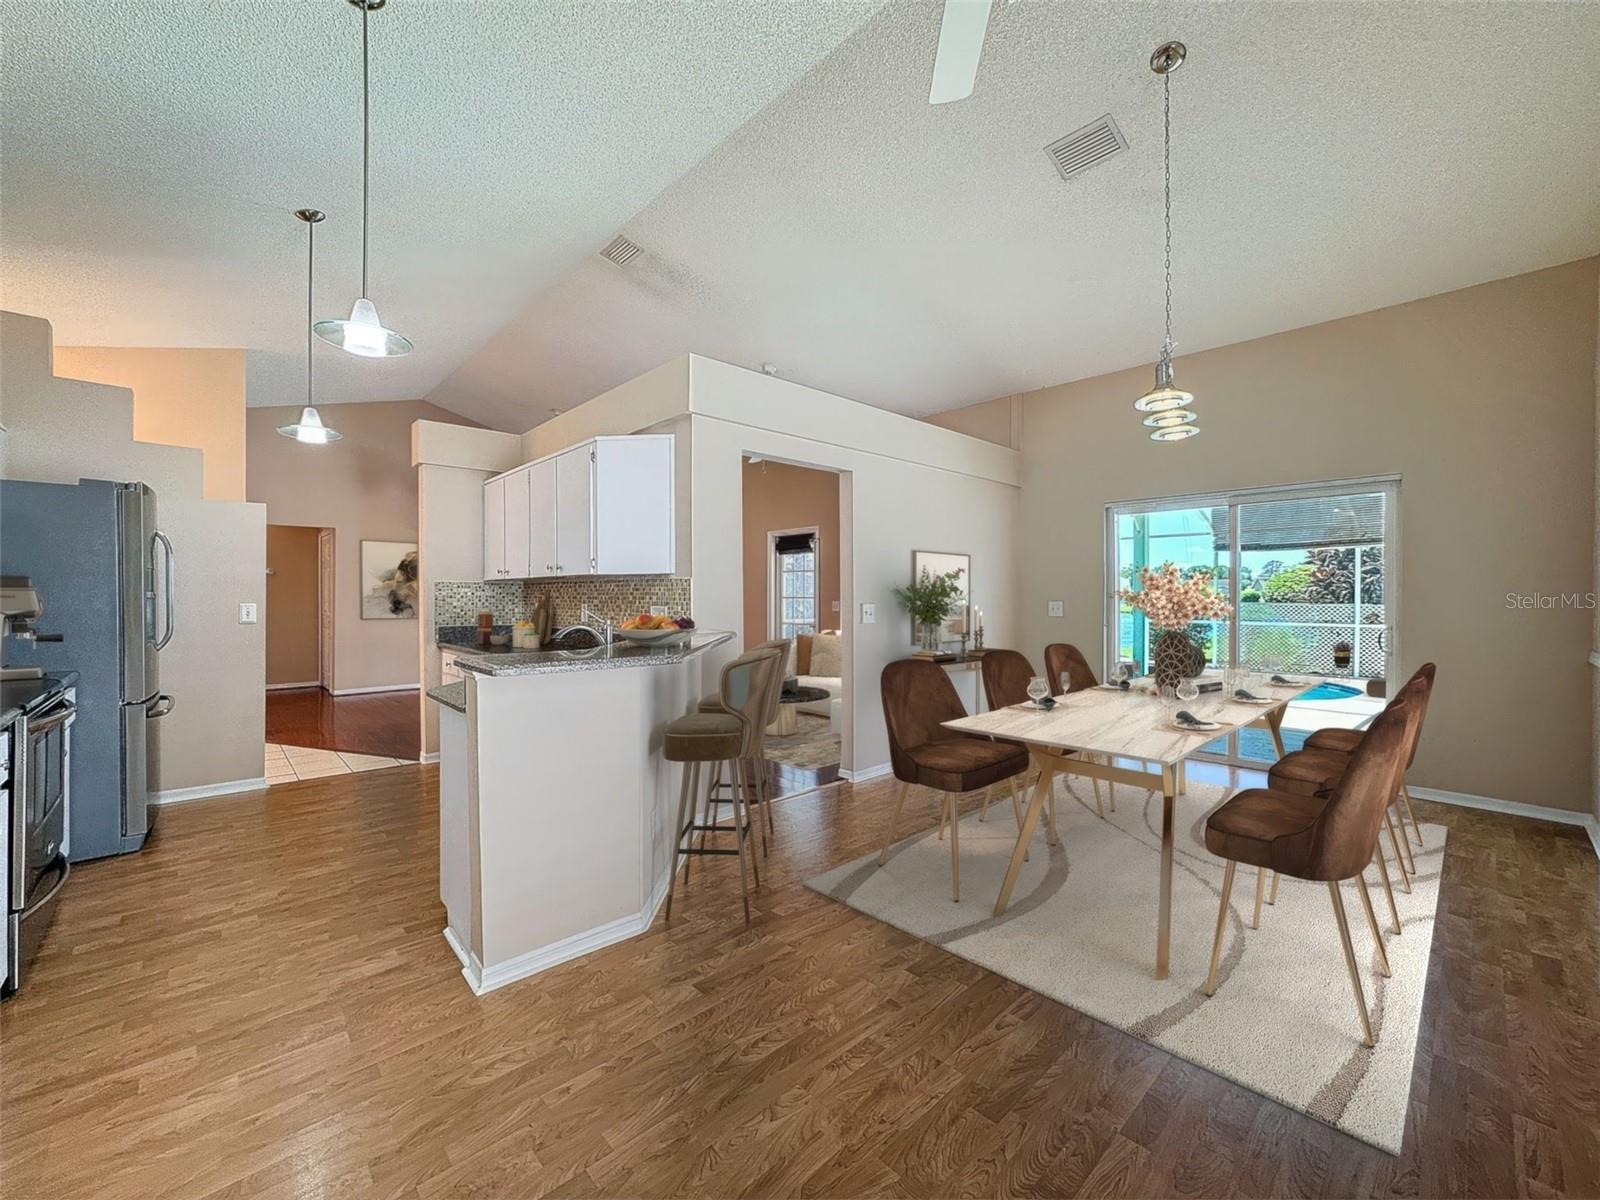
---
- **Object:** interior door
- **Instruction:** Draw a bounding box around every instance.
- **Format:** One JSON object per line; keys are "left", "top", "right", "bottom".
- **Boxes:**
{"left": 527, "top": 457, "right": 557, "bottom": 576}
{"left": 482, "top": 476, "right": 506, "bottom": 580}
{"left": 317, "top": 528, "right": 335, "bottom": 692}
{"left": 554, "top": 446, "right": 593, "bottom": 575}
{"left": 503, "top": 468, "right": 531, "bottom": 579}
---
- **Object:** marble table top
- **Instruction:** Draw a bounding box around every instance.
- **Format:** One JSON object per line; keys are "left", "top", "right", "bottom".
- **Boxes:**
{"left": 943, "top": 677, "right": 1320, "bottom": 765}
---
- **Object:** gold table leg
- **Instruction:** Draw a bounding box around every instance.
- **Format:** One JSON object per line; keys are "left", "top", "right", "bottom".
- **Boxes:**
{"left": 1156, "top": 763, "right": 1177, "bottom": 980}
{"left": 1264, "top": 706, "right": 1288, "bottom": 759}
{"left": 992, "top": 751, "right": 1056, "bottom": 916}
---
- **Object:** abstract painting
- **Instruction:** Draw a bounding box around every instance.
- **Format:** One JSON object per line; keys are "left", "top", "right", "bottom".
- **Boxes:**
{"left": 361, "top": 540, "right": 418, "bottom": 619}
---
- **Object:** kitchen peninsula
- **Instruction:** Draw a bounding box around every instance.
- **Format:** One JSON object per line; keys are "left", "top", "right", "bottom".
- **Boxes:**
{"left": 427, "top": 631, "right": 733, "bottom": 995}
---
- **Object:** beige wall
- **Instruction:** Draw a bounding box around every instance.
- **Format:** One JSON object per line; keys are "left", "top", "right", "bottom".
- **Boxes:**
{"left": 924, "top": 393, "right": 1022, "bottom": 450}
{"left": 266, "top": 525, "right": 321, "bottom": 686}
{"left": 51, "top": 346, "right": 247, "bottom": 502}
{"left": 2, "top": 312, "right": 266, "bottom": 794}
{"left": 971, "top": 259, "right": 1598, "bottom": 814}
{"left": 741, "top": 459, "right": 841, "bottom": 648}
{"left": 248, "top": 399, "right": 480, "bottom": 693}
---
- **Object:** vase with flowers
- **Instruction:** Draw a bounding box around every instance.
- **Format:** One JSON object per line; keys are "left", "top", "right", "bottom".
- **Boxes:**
{"left": 894, "top": 565, "right": 965, "bottom": 651}
{"left": 1120, "top": 562, "right": 1229, "bottom": 691}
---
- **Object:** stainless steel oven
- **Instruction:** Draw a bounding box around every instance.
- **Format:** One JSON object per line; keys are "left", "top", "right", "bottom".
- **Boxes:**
{"left": 6, "top": 688, "right": 74, "bottom": 994}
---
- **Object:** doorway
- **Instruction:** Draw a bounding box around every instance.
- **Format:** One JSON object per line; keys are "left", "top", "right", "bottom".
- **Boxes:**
{"left": 741, "top": 456, "right": 845, "bottom": 794}
{"left": 1105, "top": 477, "right": 1398, "bottom": 764}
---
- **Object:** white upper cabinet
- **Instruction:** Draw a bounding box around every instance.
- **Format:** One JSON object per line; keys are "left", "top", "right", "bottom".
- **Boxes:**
{"left": 554, "top": 445, "right": 593, "bottom": 575}
{"left": 482, "top": 435, "right": 673, "bottom": 580}
{"left": 527, "top": 457, "right": 557, "bottom": 576}
{"left": 482, "top": 474, "right": 508, "bottom": 580}
{"left": 503, "top": 466, "right": 531, "bottom": 579}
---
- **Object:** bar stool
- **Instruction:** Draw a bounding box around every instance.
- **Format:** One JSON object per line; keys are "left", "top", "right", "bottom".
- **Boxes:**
{"left": 696, "top": 637, "right": 789, "bottom": 851}
{"left": 663, "top": 647, "right": 783, "bottom": 923}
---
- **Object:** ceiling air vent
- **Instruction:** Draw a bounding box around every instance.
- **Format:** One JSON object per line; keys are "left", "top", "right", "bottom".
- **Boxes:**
{"left": 600, "top": 234, "right": 642, "bottom": 267}
{"left": 1043, "top": 114, "right": 1128, "bottom": 182}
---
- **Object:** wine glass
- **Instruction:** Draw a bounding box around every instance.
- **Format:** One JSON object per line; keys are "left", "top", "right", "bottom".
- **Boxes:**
{"left": 1107, "top": 659, "right": 1129, "bottom": 688}
{"left": 1026, "top": 676, "right": 1049, "bottom": 707}
{"left": 1159, "top": 683, "right": 1178, "bottom": 721}
{"left": 1176, "top": 677, "right": 1200, "bottom": 707}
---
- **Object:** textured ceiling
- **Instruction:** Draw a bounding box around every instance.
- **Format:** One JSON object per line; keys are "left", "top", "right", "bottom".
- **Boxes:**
{"left": 429, "top": 0, "right": 1600, "bottom": 429}
{"left": 5, "top": 3, "right": 1598, "bottom": 434}
{"left": 0, "top": 0, "right": 880, "bottom": 415}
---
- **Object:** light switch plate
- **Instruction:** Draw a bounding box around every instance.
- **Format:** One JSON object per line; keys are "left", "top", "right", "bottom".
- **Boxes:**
{"left": 1047, "top": 600, "right": 1064, "bottom": 617}
{"left": 239, "top": 602, "right": 258, "bottom": 624}
{"left": 860, "top": 602, "right": 876, "bottom": 624}
{"left": 831, "top": 600, "right": 841, "bottom": 612}
{"left": 650, "top": 605, "right": 668, "bottom": 616}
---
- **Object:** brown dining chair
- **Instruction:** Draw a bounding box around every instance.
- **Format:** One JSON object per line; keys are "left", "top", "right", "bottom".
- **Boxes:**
{"left": 1305, "top": 664, "right": 1436, "bottom": 851}
{"left": 1258, "top": 672, "right": 1429, "bottom": 932}
{"left": 982, "top": 647, "right": 1106, "bottom": 825}
{"left": 878, "top": 659, "right": 1030, "bottom": 901}
{"left": 1044, "top": 642, "right": 1116, "bottom": 814}
{"left": 1202, "top": 690, "right": 1417, "bottom": 1047}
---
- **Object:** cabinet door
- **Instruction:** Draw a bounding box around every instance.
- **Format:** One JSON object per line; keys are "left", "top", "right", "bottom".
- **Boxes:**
{"left": 503, "top": 467, "right": 531, "bottom": 579}
{"left": 592, "top": 437, "right": 674, "bottom": 574}
{"left": 482, "top": 476, "right": 506, "bottom": 580}
{"left": 554, "top": 446, "right": 594, "bottom": 574}
{"left": 527, "top": 457, "right": 557, "bottom": 576}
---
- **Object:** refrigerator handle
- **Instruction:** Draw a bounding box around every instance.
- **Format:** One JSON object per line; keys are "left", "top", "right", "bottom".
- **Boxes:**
{"left": 146, "top": 694, "right": 175, "bottom": 719}
{"left": 152, "top": 530, "right": 175, "bottom": 650}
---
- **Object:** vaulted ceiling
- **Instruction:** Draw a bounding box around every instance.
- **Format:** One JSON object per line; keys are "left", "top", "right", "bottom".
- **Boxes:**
{"left": 5, "top": 1, "right": 1599, "bottom": 433}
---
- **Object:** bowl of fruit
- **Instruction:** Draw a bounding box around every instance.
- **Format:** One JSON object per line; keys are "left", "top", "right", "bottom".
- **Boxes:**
{"left": 616, "top": 613, "right": 696, "bottom": 644}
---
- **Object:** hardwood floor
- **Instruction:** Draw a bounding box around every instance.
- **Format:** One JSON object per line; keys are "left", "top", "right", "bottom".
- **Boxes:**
{"left": 264, "top": 685, "right": 420, "bottom": 760}
{"left": 2, "top": 766, "right": 1596, "bottom": 1198}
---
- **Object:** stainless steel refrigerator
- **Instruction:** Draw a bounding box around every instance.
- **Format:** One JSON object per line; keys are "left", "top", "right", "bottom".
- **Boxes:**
{"left": 0, "top": 479, "right": 174, "bottom": 859}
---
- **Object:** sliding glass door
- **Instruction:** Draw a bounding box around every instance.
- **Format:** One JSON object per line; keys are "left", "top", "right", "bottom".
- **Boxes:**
{"left": 1107, "top": 478, "right": 1399, "bottom": 764}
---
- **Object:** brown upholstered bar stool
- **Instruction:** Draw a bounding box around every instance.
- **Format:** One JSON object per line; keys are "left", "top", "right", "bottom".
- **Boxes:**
{"left": 877, "top": 659, "right": 1029, "bottom": 901}
{"left": 664, "top": 647, "right": 783, "bottom": 923}
{"left": 697, "top": 637, "right": 789, "bottom": 851}
{"left": 1044, "top": 642, "right": 1115, "bottom": 814}
{"left": 1202, "top": 689, "right": 1418, "bottom": 1047}
{"left": 1305, "top": 664, "right": 1436, "bottom": 852}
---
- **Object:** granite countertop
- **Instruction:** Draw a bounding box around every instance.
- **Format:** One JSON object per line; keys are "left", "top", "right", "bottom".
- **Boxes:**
{"left": 0, "top": 670, "right": 81, "bottom": 728}
{"left": 451, "top": 631, "right": 734, "bottom": 677}
{"left": 427, "top": 681, "right": 467, "bottom": 713}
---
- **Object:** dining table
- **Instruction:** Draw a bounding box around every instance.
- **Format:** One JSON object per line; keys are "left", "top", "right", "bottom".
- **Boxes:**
{"left": 942, "top": 673, "right": 1320, "bottom": 980}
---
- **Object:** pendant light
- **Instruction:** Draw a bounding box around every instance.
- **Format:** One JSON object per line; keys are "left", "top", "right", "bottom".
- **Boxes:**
{"left": 1135, "top": 40, "right": 1198, "bottom": 440}
{"left": 279, "top": 209, "right": 344, "bottom": 445}
{"left": 313, "top": 0, "right": 412, "bottom": 358}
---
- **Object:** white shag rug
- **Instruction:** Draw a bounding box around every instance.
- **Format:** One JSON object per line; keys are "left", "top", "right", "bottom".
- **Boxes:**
{"left": 806, "top": 777, "right": 1443, "bottom": 1154}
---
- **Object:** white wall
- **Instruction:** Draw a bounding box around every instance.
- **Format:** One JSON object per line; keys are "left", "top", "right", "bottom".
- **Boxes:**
{"left": 1, "top": 312, "right": 266, "bottom": 794}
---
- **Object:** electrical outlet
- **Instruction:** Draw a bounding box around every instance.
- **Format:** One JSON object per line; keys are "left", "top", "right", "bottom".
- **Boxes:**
{"left": 860, "top": 602, "right": 876, "bottom": 624}
{"left": 239, "top": 602, "right": 258, "bottom": 624}
{"left": 1047, "top": 600, "right": 1064, "bottom": 618}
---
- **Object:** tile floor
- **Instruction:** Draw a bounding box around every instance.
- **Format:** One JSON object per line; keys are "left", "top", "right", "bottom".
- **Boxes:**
{"left": 264, "top": 742, "right": 411, "bottom": 784}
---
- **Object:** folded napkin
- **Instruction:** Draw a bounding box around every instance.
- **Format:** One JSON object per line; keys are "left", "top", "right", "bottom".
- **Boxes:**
{"left": 1174, "top": 709, "right": 1220, "bottom": 730}
{"left": 1270, "top": 674, "right": 1301, "bottom": 685}
{"left": 1233, "top": 688, "right": 1264, "bottom": 701}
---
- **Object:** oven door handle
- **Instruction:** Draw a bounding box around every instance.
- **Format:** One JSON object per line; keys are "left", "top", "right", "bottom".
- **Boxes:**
{"left": 21, "top": 856, "right": 70, "bottom": 920}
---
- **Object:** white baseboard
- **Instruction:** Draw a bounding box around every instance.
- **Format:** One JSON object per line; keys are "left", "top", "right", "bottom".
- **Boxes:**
{"left": 453, "top": 866, "right": 675, "bottom": 997}
{"left": 152, "top": 776, "right": 268, "bottom": 806}
{"left": 331, "top": 684, "right": 421, "bottom": 696}
{"left": 1410, "top": 785, "right": 1600, "bottom": 859}
{"left": 266, "top": 681, "right": 321, "bottom": 691}
{"left": 838, "top": 762, "right": 892, "bottom": 784}
{"left": 420, "top": 751, "right": 440, "bottom": 764}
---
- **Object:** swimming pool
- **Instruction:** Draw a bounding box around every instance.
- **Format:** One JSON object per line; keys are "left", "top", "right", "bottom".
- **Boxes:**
{"left": 1300, "top": 681, "right": 1364, "bottom": 701}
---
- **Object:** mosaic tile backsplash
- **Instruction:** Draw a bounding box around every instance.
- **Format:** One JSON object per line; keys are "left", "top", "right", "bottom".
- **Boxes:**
{"left": 432, "top": 575, "right": 693, "bottom": 632}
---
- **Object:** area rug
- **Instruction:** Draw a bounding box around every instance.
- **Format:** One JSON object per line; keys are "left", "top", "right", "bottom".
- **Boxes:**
{"left": 764, "top": 713, "right": 841, "bottom": 770}
{"left": 807, "top": 777, "right": 1444, "bottom": 1154}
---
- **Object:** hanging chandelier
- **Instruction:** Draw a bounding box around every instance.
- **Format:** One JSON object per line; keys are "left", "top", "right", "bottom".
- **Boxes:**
{"left": 313, "top": 0, "right": 412, "bottom": 358}
{"left": 1135, "top": 40, "right": 1198, "bottom": 442}
{"left": 279, "top": 209, "right": 344, "bottom": 444}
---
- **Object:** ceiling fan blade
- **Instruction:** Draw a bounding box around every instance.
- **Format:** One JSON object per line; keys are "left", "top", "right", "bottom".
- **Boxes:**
{"left": 929, "top": 0, "right": 993, "bottom": 105}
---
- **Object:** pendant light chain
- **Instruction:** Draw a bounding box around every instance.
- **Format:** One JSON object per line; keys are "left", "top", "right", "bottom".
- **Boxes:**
{"left": 1162, "top": 68, "right": 1173, "bottom": 360}
{"left": 361, "top": 0, "right": 370, "bottom": 299}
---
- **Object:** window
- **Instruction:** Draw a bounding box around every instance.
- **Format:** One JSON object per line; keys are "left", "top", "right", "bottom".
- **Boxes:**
{"left": 772, "top": 530, "right": 819, "bottom": 641}
{"left": 1106, "top": 477, "right": 1399, "bottom": 764}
